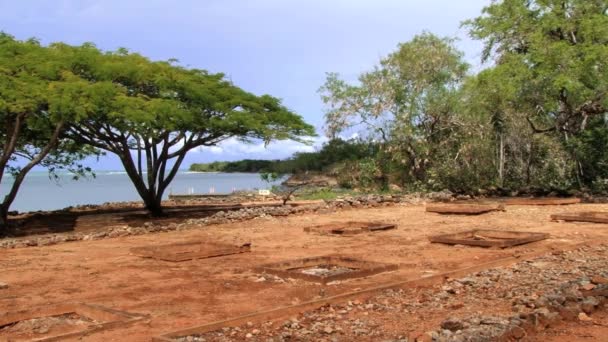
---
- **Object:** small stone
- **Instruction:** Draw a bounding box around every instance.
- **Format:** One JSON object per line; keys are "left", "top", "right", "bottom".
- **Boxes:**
{"left": 0, "top": 282, "right": 8, "bottom": 289}
{"left": 449, "top": 302, "right": 464, "bottom": 309}
{"left": 441, "top": 317, "right": 464, "bottom": 331}
{"left": 35, "top": 326, "right": 50, "bottom": 334}
{"left": 511, "top": 326, "right": 526, "bottom": 339}
{"left": 581, "top": 283, "right": 596, "bottom": 291}
{"left": 458, "top": 277, "right": 476, "bottom": 286}
{"left": 354, "top": 328, "right": 369, "bottom": 335}
{"left": 245, "top": 333, "right": 253, "bottom": 338}
{"left": 578, "top": 312, "right": 593, "bottom": 321}
{"left": 415, "top": 332, "right": 434, "bottom": 342}
{"left": 323, "top": 327, "right": 334, "bottom": 334}
{"left": 591, "top": 276, "right": 608, "bottom": 285}
{"left": 581, "top": 297, "right": 600, "bottom": 314}
{"left": 252, "top": 329, "right": 260, "bottom": 335}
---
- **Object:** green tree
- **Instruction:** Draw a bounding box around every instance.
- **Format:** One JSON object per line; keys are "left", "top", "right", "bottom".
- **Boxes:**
{"left": 319, "top": 32, "right": 469, "bottom": 188}
{"left": 464, "top": 0, "right": 608, "bottom": 187}
{"left": 0, "top": 34, "right": 99, "bottom": 231}
{"left": 62, "top": 46, "right": 315, "bottom": 215}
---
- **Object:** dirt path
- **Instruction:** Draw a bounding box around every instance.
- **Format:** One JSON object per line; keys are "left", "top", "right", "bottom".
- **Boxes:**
{"left": 1, "top": 202, "right": 607, "bottom": 341}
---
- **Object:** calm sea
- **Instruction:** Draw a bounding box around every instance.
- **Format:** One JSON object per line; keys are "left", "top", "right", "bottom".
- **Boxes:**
{"left": 0, "top": 171, "right": 281, "bottom": 212}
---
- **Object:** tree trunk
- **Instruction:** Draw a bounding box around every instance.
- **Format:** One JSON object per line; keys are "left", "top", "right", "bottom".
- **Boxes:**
{"left": 498, "top": 134, "right": 505, "bottom": 187}
{"left": 0, "top": 122, "right": 64, "bottom": 233}
{"left": 144, "top": 194, "right": 164, "bottom": 217}
{"left": 119, "top": 155, "right": 165, "bottom": 217}
{"left": 117, "top": 142, "right": 189, "bottom": 217}
{"left": 0, "top": 204, "right": 9, "bottom": 235}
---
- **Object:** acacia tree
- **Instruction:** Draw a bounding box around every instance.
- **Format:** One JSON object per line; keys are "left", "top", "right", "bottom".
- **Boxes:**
{"left": 319, "top": 32, "right": 468, "bottom": 187}
{"left": 63, "top": 46, "right": 315, "bottom": 215}
{"left": 464, "top": 0, "right": 608, "bottom": 187}
{"left": 0, "top": 34, "right": 102, "bottom": 232}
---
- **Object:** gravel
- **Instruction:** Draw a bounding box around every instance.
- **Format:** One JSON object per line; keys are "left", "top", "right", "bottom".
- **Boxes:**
{"left": 175, "top": 245, "right": 608, "bottom": 341}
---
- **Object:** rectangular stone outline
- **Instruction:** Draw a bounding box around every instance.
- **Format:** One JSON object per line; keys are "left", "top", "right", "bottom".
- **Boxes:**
{"left": 426, "top": 203, "right": 505, "bottom": 215}
{"left": 255, "top": 256, "right": 398, "bottom": 284}
{"left": 429, "top": 229, "right": 549, "bottom": 248}
{"left": 551, "top": 211, "right": 608, "bottom": 224}
{"left": 504, "top": 197, "right": 581, "bottom": 205}
{"left": 304, "top": 221, "right": 396, "bottom": 236}
{"left": 151, "top": 242, "right": 594, "bottom": 342}
{"left": 0, "top": 302, "right": 147, "bottom": 342}
{"left": 130, "top": 241, "right": 251, "bottom": 262}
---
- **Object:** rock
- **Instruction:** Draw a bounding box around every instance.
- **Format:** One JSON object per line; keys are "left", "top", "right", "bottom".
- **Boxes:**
{"left": 510, "top": 326, "right": 526, "bottom": 339}
{"left": 457, "top": 277, "right": 477, "bottom": 286}
{"left": 0, "top": 282, "right": 8, "bottom": 289}
{"left": 578, "top": 312, "right": 593, "bottom": 321}
{"left": 581, "top": 283, "right": 596, "bottom": 291}
{"left": 323, "top": 326, "right": 334, "bottom": 334}
{"left": 591, "top": 276, "right": 608, "bottom": 285}
{"left": 449, "top": 302, "right": 464, "bottom": 309}
{"left": 354, "top": 328, "right": 369, "bottom": 335}
{"left": 389, "top": 184, "right": 403, "bottom": 192}
{"left": 441, "top": 317, "right": 465, "bottom": 331}
{"left": 245, "top": 333, "right": 253, "bottom": 338}
{"left": 581, "top": 297, "right": 600, "bottom": 314}
{"left": 427, "top": 190, "right": 454, "bottom": 202}
{"left": 415, "top": 332, "right": 433, "bottom": 342}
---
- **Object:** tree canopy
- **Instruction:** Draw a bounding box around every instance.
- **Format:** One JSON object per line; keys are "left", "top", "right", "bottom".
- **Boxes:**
{"left": 57, "top": 44, "right": 315, "bottom": 214}
{"left": 464, "top": 0, "right": 608, "bottom": 187}
{"left": 320, "top": 32, "right": 469, "bottom": 187}
{"left": 316, "top": 1, "right": 608, "bottom": 193}
{"left": 0, "top": 33, "right": 314, "bottom": 224}
{"left": 0, "top": 33, "right": 97, "bottom": 230}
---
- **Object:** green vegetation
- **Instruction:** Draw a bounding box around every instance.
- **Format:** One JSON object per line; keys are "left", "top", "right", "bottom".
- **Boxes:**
{"left": 293, "top": 188, "right": 340, "bottom": 201}
{"left": 190, "top": 159, "right": 276, "bottom": 173}
{"left": 189, "top": 138, "right": 373, "bottom": 174}
{"left": 193, "top": 0, "right": 608, "bottom": 195}
{"left": 0, "top": 33, "right": 314, "bottom": 230}
{"left": 0, "top": 34, "right": 97, "bottom": 227}
{"left": 315, "top": 1, "right": 607, "bottom": 194}
{"left": 1, "top": 0, "right": 607, "bottom": 230}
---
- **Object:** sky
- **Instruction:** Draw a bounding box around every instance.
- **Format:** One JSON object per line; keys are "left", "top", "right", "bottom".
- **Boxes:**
{"left": 0, "top": 0, "right": 489, "bottom": 170}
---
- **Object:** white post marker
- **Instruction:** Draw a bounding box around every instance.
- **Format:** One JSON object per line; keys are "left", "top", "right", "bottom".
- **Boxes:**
{"left": 258, "top": 189, "right": 270, "bottom": 201}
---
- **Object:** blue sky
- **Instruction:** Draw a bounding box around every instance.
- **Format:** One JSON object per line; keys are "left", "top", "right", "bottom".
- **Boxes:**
{"left": 0, "top": 0, "right": 489, "bottom": 170}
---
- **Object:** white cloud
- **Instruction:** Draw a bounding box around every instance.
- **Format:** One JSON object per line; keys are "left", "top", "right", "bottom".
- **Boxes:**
{"left": 195, "top": 136, "right": 328, "bottom": 160}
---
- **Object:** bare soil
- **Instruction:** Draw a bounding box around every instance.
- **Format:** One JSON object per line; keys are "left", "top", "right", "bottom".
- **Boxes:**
{"left": 1, "top": 202, "right": 607, "bottom": 341}
{"left": 0, "top": 313, "right": 96, "bottom": 341}
{"left": 529, "top": 309, "right": 608, "bottom": 341}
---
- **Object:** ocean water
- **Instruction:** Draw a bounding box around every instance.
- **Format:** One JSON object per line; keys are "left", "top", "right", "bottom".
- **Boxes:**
{"left": 0, "top": 171, "right": 281, "bottom": 212}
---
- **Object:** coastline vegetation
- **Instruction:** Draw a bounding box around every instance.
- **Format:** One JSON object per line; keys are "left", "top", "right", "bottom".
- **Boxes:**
{"left": 1, "top": 0, "right": 607, "bottom": 231}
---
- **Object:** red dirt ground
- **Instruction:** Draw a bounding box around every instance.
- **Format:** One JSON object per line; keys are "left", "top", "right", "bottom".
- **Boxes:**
{"left": 1, "top": 202, "right": 607, "bottom": 341}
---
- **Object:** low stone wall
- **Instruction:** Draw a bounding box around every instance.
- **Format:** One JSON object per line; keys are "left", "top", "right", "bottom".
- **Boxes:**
{"left": 428, "top": 280, "right": 608, "bottom": 341}
{"left": 421, "top": 249, "right": 608, "bottom": 342}
{"left": 0, "top": 194, "right": 419, "bottom": 249}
